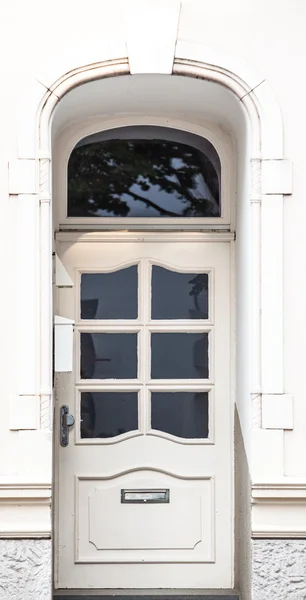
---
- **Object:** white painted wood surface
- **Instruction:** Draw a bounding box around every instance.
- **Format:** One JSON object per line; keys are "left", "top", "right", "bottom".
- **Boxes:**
{"left": 55, "top": 238, "right": 232, "bottom": 588}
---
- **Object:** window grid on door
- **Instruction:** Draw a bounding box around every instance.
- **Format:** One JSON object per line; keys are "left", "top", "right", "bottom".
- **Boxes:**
{"left": 74, "top": 260, "right": 215, "bottom": 445}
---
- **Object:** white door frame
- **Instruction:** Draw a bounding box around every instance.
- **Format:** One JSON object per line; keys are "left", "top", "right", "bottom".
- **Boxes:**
{"left": 38, "top": 54, "right": 286, "bottom": 435}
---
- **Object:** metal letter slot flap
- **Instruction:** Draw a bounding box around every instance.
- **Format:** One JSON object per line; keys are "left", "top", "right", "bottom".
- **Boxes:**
{"left": 121, "top": 489, "right": 170, "bottom": 503}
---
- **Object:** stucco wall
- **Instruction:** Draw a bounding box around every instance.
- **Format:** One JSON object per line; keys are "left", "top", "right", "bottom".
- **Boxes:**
{"left": 0, "top": 540, "right": 51, "bottom": 600}
{"left": 252, "top": 540, "right": 306, "bottom": 600}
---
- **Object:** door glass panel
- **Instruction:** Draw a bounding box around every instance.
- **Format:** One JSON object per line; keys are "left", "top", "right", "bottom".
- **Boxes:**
{"left": 80, "top": 391, "right": 138, "bottom": 439}
{"left": 151, "top": 332, "right": 209, "bottom": 379}
{"left": 151, "top": 267, "right": 208, "bottom": 319}
{"left": 151, "top": 392, "right": 209, "bottom": 438}
{"left": 81, "top": 266, "right": 138, "bottom": 320}
{"left": 68, "top": 129, "right": 221, "bottom": 218}
{"left": 81, "top": 333, "right": 137, "bottom": 379}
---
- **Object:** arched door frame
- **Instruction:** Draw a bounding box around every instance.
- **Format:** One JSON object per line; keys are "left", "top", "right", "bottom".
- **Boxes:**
{"left": 37, "top": 49, "right": 289, "bottom": 478}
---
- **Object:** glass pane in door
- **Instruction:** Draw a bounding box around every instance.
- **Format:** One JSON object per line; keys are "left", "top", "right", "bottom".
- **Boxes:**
{"left": 151, "top": 392, "right": 209, "bottom": 438}
{"left": 81, "top": 333, "right": 138, "bottom": 379}
{"left": 81, "top": 266, "right": 138, "bottom": 319}
{"left": 151, "top": 332, "right": 209, "bottom": 379}
{"left": 80, "top": 391, "right": 138, "bottom": 439}
{"left": 68, "top": 131, "right": 221, "bottom": 218}
{"left": 152, "top": 267, "right": 208, "bottom": 319}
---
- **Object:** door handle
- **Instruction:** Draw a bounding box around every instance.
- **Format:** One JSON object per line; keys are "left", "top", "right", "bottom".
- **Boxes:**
{"left": 60, "top": 405, "right": 75, "bottom": 447}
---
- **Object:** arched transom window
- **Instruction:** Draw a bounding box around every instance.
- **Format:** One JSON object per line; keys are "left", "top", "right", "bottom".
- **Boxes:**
{"left": 67, "top": 126, "right": 224, "bottom": 225}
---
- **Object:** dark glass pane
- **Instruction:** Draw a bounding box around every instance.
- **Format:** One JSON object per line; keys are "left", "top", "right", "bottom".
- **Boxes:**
{"left": 151, "top": 333, "right": 209, "bottom": 379}
{"left": 81, "top": 333, "right": 137, "bottom": 379}
{"left": 81, "top": 266, "right": 138, "bottom": 319}
{"left": 68, "top": 136, "right": 220, "bottom": 218}
{"left": 151, "top": 392, "right": 209, "bottom": 438}
{"left": 81, "top": 392, "right": 138, "bottom": 439}
{"left": 152, "top": 267, "right": 208, "bottom": 319}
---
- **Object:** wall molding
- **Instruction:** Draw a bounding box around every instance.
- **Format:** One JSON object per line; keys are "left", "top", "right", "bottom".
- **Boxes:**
{"left": 261, "top": 159, "right": 292, "bottom": 195}
{"left": 0, "top": 531, "right": 51, "bottom": 539}
{"left": 252, "top": 482, "right": 306, "bottom": 538}
{"left": 173, "top": 49, "right": 283, "bottom": 160}
{"left": 261, "top": 395, "right": 294, "bottom": 430}
{"left": 3, "top": 480, "right": 306, "bottom": 539}
{"left": 0, "top": 481, "right": 51, "bottom": 496}
{"left": 0, "top": 482, "right": 51, "bottom": 538}
{"left": 253, "top": 481, "right": 306, "bottom": 499}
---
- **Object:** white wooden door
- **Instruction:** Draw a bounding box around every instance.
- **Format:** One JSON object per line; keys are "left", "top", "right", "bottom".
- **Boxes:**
{"left": 55, "top": 234, "right": 232, "bottom": 589}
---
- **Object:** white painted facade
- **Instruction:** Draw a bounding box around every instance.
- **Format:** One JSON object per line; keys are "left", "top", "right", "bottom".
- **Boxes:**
{"left": 0, "top": 0, "right": 306, "bottom": 598}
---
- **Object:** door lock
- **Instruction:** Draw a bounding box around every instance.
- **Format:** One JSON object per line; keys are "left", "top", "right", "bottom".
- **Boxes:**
{"left": 60, "top": 405, "right": 75, "bottom": 447}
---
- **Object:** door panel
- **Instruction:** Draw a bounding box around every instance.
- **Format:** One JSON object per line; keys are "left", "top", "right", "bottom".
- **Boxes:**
{"left": 77, "top": 471, "right": 213, "bottom": 559}
{"left": 55, "top": 239, "right": 232, "bottom": 589}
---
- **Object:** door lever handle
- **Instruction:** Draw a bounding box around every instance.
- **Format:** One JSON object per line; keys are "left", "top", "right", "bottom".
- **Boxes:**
{"left": 60, "top": 405, "right": 75, "bottom": 447}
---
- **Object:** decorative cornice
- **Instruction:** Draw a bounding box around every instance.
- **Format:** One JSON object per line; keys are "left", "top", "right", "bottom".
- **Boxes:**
{"left": 252, "top": 529, "right": 306, "bottom": 539}
{"left": 0, "top": 482, "right": 51, "bottom": 502}
{"left": 252, "top": 481, "right": 306, "bottom": 501}
{"left": 252, "top": 482, "right": 306, "bottom": 538}
{"left": 0, "top": 530, "right": 51, "bottom": 539}
{"left": 0, "top": 482, "right": 51, "bottom": 538}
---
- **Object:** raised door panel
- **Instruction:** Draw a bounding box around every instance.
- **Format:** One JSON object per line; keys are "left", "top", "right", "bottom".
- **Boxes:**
{"left": 76, "top": 471, "right": 214, "bottom": 562}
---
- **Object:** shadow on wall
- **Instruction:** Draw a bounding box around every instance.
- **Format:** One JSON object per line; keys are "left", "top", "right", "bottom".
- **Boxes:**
{"left": 235, "top": 408, "right": 252, "bottom": 600}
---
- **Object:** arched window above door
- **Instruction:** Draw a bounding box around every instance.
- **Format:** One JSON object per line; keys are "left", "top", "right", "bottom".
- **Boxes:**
{"left": 67, "top": 126, "right": 222, "bottom": 220}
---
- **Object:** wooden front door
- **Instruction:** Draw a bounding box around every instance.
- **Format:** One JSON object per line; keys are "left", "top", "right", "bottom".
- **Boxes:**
{"left": 55, "top": 233, "right": 233, "bottom": 589}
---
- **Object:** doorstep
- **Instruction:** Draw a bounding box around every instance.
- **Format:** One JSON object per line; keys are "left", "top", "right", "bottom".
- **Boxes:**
{"left": 53, "top": 591, "right": 239, "bottom": 600}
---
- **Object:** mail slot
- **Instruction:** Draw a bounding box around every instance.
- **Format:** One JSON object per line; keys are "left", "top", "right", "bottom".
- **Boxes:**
{"left": 121, "top": 489, "right": 170, "bottom": 503}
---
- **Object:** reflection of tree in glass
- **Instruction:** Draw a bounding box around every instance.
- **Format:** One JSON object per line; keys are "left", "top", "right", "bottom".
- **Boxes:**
{"left": 68, "top": 139, "right": 220, "bottom": 217}
{"left": 188, "top": 274, "right": 208, "bottom": 312}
